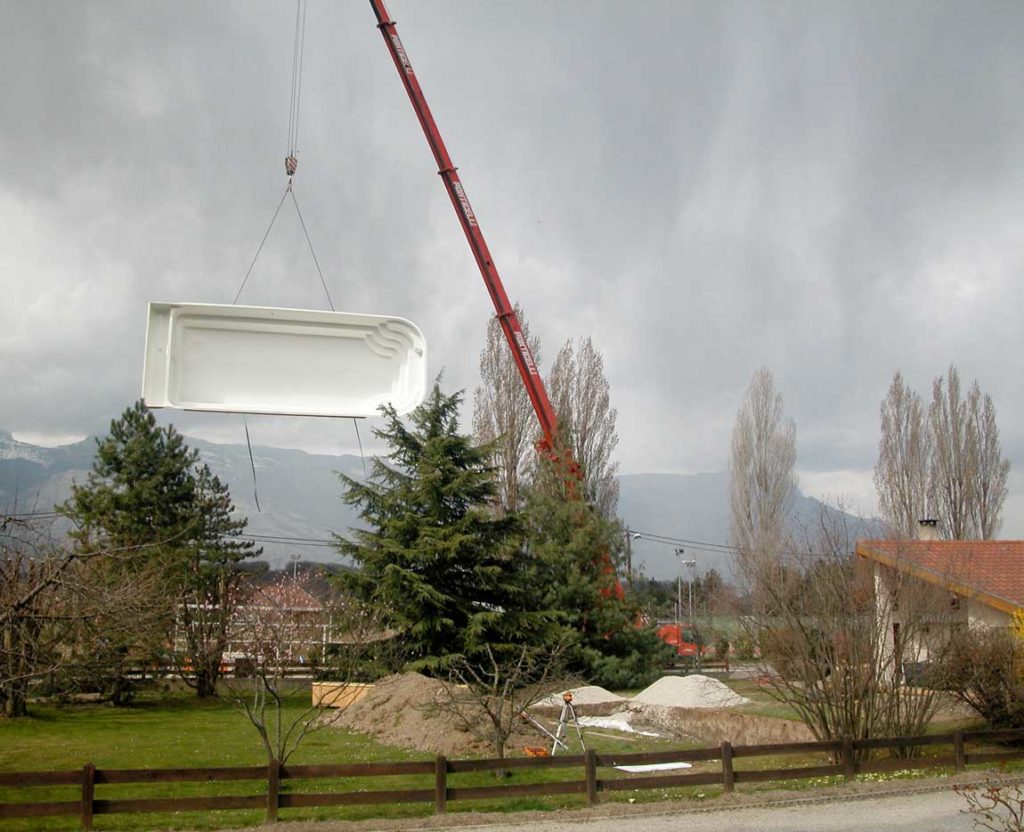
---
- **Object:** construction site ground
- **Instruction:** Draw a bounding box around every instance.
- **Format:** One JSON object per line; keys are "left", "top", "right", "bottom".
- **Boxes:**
{"left": 322, "top": 672, "right": 823, "bottom": 759}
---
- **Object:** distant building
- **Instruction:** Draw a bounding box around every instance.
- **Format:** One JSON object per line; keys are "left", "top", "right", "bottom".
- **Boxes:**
{"left": 856, "top": 526, "right": 1024, "bottom": 678}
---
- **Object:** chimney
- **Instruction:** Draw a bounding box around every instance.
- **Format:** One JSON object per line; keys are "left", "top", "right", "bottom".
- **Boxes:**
{"left": 917, "top": 519, "right": 939, "bottom": 541}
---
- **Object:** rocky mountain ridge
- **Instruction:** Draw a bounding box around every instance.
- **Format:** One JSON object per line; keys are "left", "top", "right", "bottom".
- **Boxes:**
{"left": 0, "top": 430, "right": 872, "bottom": 578}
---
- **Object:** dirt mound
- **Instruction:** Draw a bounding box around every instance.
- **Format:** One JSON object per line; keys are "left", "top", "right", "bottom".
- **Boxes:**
{"left": 325, "top": 673, "right": 539, "bottom": 758}
{"left": 633, "top": 674, "right": 750, "bottom": 708}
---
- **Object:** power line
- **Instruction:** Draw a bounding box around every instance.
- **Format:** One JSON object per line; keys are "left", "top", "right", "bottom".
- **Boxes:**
{"left": 629, "top": 528, "right": 848, "bottom": 562}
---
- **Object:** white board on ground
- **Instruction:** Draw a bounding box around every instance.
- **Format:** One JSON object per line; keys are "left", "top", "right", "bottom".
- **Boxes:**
{"left": 142, "top": 302, "right": 427, "bottom": 417}
{"left": 615, "top": 762, "right": 692, "bottom": 773}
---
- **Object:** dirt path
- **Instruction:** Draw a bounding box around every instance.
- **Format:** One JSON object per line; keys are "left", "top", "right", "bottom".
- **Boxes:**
{"left": 216, "top": 772, "right": 1023, "bottom": 832}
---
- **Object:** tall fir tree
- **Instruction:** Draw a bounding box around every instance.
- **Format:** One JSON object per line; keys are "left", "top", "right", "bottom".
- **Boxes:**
{"left": 336, "top": 384, "right": 543, "bottom": 668}
{"left": 522, "top": 450, "right": 673, "bottom": 689}
{"left": 65, "top": 401, "right": 199, "bottom": 553}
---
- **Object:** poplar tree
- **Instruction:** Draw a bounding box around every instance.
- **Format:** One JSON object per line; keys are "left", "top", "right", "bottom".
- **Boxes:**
{"left": 547, "top": 337, "right": 621, "bottom": 518}
{"left": 729, "top": 368, "right": 797, "bottom": 578}
{"left": 472, "top": 304, "right": 541, "bottom": 517}
{"left": 874, "top": 367, "right": 1010, "bottom": 540}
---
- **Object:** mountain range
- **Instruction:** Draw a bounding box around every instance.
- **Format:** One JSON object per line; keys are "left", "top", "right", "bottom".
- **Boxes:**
{"left": 0, "top": 429, "right": 874, "bottom": 579}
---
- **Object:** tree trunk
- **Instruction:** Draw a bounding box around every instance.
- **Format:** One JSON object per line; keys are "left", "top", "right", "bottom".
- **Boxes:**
{"left": 493, "top": 726, "right": 508, "bottom": 778}
{"left": 2, "top": 623, "right": 29, "bottom": 717}
{"left": 2, "top": 680, "right": 28, "bottom": 718}
{"left": 194, "top": 660, "right": 220, "bottom": 698}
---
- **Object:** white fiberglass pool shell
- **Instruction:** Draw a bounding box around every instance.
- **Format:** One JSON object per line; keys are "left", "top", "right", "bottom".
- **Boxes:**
{"left": 142, "top": 302, "right": 427, "bottom": 417}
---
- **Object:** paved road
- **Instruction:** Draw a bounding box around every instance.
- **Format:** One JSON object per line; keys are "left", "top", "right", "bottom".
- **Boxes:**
{"left": 466, "top": 788, "right": 979, "bottom": 832}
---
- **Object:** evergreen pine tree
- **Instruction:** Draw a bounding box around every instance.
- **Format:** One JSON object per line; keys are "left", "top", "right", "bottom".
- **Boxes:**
{"left": 66, "top": 400, "right": 199, "bottom": 553}
{"left": 336, "top": 384, "right": 535, "bottom": 667}
{"left": 522, "top": 452, "right": 673, "bottom": 689}
{"left": 60, "top": 401, "right": 256, "bottom": 701}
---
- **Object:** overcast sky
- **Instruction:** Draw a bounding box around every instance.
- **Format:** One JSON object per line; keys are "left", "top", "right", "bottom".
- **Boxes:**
{"left": 3, "top": 1, "right": 1023, "bottom": 534}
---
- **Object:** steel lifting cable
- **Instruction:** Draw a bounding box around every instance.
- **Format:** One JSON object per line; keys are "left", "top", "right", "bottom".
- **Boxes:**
{"left": 285, "top": 0, "right": 307, "bottom": 177}
{"left": 232, "top": 0, "right": 367, "bottom": 508}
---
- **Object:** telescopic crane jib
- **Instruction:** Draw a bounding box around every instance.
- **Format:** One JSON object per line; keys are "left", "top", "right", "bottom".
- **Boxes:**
{"left": 368, "top": 0, "right": 560, "bottom": 455}
{"left": 368, "top": 0, "right": 624, "bottom": 600}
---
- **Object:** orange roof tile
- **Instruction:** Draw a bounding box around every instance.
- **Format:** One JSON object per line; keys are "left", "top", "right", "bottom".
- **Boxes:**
{"left": 251, "top": 581, "right": 323, "bottom": 611}
{"left": 855, "top": 539, "right": 1024, "bottom": 615}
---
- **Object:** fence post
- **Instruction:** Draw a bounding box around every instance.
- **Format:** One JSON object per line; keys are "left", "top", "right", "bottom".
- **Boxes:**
{"left": 80, "top": 762, "right": 95, "bottom": 831}
{"left": 954, "top": 730, "right": 966, "bottom": 773}
{"left": 434, "top": 755, "right": 447, "bottom": 814}
{"left": 266, "top": 759, "right": 280, "bottom": 824}
{"left": 584, "top": 748, "right": 598, "bottom": 807}
{"left": 841, "top": 736, "right": 856, "bottom": 780}
{"left": 721, "top": 741, "right": 735, "bottom": 794}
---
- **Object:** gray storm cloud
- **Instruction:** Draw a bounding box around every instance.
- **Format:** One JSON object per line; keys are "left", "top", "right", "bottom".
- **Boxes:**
{"left": 2, "top": 0, "right": 1022, "bottom": 530}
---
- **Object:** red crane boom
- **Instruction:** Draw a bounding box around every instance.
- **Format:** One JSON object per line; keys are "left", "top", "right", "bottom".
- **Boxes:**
{"left": 368, "top": 0, "right": 560, "bottom": 451}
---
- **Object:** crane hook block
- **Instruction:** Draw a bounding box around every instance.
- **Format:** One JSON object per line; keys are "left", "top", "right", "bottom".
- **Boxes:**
{"left": 285, "top": 155, "right": 298, "bottom": 177}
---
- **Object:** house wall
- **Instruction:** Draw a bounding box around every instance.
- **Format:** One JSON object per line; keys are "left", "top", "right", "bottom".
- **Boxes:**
{"left": 871, "top": 559, "right": 1016, "bottom": 674}
{"left": 966, "top": 599, "right": 1011, "bottom": 629}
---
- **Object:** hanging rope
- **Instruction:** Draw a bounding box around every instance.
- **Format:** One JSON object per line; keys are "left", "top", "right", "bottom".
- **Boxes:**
{"left": 243, "top": 417, "right": 262, "bottom": 513}
{"left": 290, "top": 188, "right": 335, "bottom": 310}
{"left": 232, "top": 186, "right": 289, "bottom": 305}
{"left": 352, "top": 418, "right": 367, "bottom": 478}
{"left": 232, "top": 0, "right": 369, "bottom": 504}
{"left": 285, "top": 0, "right": 307, "bottom": 180}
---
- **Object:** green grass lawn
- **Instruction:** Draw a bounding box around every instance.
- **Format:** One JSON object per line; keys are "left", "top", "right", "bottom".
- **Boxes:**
{"left": 0, "top": 686, "right": 703, "bottom": 831}
{"left": 0, "top": 689, "right": 435, "bottom": 830}
{"left": 0, "top": 683, "right": 1004, "bottom": 832}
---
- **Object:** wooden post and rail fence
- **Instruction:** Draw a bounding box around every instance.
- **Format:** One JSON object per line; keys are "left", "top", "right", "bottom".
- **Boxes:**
{"left": 2, "top": 728, "right": 1023, "bottom": 829}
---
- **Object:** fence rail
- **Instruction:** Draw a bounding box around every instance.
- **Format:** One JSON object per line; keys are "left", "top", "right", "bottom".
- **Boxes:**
{"left": 2, "top": 728, "right": 1023, "bottom": 829}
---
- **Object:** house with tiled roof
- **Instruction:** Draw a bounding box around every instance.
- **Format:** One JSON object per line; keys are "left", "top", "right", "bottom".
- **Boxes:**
{"left": 855, "top": 521, "right": 1024, "bottom": 674}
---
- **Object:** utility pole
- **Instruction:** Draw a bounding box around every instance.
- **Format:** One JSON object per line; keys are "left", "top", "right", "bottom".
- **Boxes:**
{"left": 674, "top": 549, "right": 684, "bottom": 628}
{"left": 624, "top": 527, "right": 633, "bottom": 587}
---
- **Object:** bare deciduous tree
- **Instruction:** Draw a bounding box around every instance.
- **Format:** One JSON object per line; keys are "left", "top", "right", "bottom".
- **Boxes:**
{"left": 221, "top": 577, "right": 332, "bottom": 764}
{"left": 222, "top": 577, "right": 399, "bottom": 766}
{"left": 438, "top": 638, "right": 571, "bottom": 765}
{"left": 929, "top": 367, "right": 975, "bottom": 540}
{"left": 967, "top": 382, "right": 1010, "bottom": 539}
{"left": 473, "top": 305, "right": 541, "bottom": 516}
{"left": 1, "top": 516, "right": 173, "bottom": 714}
{"left": 729, "top": 367, "right": 797, "bottom": 584}
{"left": 1, "top": 522, "right": 61, "bottom": 718}
{"left": 935, "top": 626, "right": 1024, "bottom": 731}
{"left": 749, "top": 504, "right": 947, "bottom": 756}
{"left": 874, "top": 372, "right": 932, "bottom": 538}
{"left": 175, "top": 568, "right": 241, "bottom": 699}
{"left": 956, "top": 779, "right": 1024, "bottom": 832}
{"left": 874, "top": 366, "right": 1009, "bottom": 540}
{"left": 547, "top": 337, "right": 620, "bottom": 517}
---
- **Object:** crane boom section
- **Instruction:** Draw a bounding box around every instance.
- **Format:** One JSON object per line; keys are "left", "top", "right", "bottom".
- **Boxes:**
{"left": 369, "top": 0, "right": 559, "bottom": 447}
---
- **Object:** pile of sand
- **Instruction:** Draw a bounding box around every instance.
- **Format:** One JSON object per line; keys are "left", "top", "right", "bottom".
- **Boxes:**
{"left": 632, "top": 675, "right": 751, "bottom": 709}
{"left": 530, "top": 684, "right": 625, "bottom": 718}
{"left": 325, "top": 672, "right": 540, "bottom": 758}
{"left": 536, "top": 685, "right": 623, "bottom": 708}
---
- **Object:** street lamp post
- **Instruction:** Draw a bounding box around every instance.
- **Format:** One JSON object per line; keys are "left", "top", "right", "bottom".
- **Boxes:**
{"left": 674, "top": 549, "right": 697, "bottom": 622}
{"left": 674, "top": 548, "right": 698, "bottom": 668}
